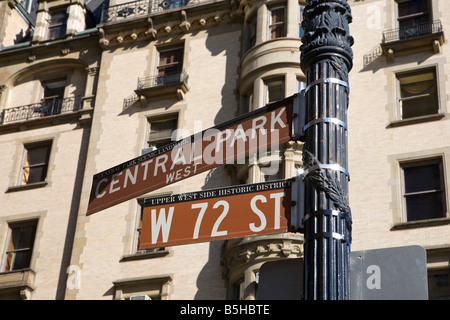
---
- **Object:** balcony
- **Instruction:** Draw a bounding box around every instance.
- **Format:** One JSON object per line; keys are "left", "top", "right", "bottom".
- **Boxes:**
{"left": 381, "top": 20, "right": 444, "bottom": 60}
{"left": 0, "top": 269, "right": 35, "bottom": 300}
{"left": 134, "top": 70, "right": 189, "bottom": 102}
{"left": 0, "top": 96, "right": 83, "bottom": 125}
{"left": 101, "top": 0, "right": 200, "bottom": 24}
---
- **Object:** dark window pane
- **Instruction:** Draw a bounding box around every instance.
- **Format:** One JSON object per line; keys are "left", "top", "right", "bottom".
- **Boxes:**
{"left": 158, "top": 48, "right": 184, "bottom": 77}
{"left": 12, "top": 225, "right": 36, "bottom": 249}
{"left": 27, "top": 146, "right": 50, "bottom": 165}
{"left": 11, "top": 251, "right": 33, "bottom": 270}
{"left": 47, "top": 11, "right": 67, "bottom": 40}
{"left": 44, "top": 86, "right": 65, "bottom": 98}
{"left": 428, "top": 269, "right": 450, "bottom": 300}
{"left": 404, "top": 163, "right": 441, "bottom": 193}
{"left": 401, "top": 96, "right": 438, "bottom": 119}
{"left": 398, "top": 0, "right": 430, "bottom": 32}
{"left": 398, "top": 0, "right": 428, "bottom": 17}
{"left": 27, "top": 166, "right": 48, "bottom": 184}
{"left": 405, "top": 192, "right": 445, "bottom": 221}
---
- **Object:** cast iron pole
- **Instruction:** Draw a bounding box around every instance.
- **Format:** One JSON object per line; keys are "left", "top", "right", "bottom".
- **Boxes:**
{"left": 300, "top": 0, "right": 354, "bottom": 299}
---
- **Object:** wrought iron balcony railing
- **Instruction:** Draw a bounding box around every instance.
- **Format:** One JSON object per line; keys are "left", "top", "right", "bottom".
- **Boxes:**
{"left": 1, "top": 96, "right": 83, "bottom": 125}
{"left": 382, "top": 20, "right": 443, "bottom": 43}
{"left": 363, "top": 45, "right": 382, "bottom": 67}
{"left": 137, "top": 70, "right": 188, "bottom": 90}
{"left": 101, "top": 0, "right": 199, "bottom": 23}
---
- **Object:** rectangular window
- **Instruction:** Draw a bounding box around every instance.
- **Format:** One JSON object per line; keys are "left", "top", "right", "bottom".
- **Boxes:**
{"left": 428, "top": 250, "right": 450, "bottom": 300}
{"left": 397, "top": 0, "right": 431, "bottom": 38}
{"left": 20, "top": 142, "right": 51, "bottom": 185}
{"left": 47, "top": 9, "right": 68, "bottom": 40}
{"left": 42, "top": 78, "right": 66, "bottom": 100}
{"left": 3, "top": 221, "right": 37, "bottom": 272}
{"left": 397, "top": 68, "right": 438, "bottom": 119}
{"left": 428, "top": 268, "right": 450, "bottom": 300}
{"left": 265, "top": 78, "right": 285, "bottom": 104}
{"left": 157, "top": 47, "right": 184, "bottom": 84}
{"left": 134, "top": 202, "right": 165, "bottom": 254}
{"left": 401, "top": 158, "right": 446, "bottom": 222}
{"left": 268, "top": 6, "right": 286, "bottom": 40}
{"left": 147, "top": 116, "right": 178, "bottom": 150}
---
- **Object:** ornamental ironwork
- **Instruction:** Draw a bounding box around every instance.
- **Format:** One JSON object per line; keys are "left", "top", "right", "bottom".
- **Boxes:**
{"left": 0, "top": 96, "right": 83, "bottom": 124}
{"left": 101, "top": 0, "right": 198, "bottom": 23}
{"left": 137, "top": 70, "right": 188, "bottom": 90}
{"left": 382, "top": 20, "right": 442, "bottom": 43}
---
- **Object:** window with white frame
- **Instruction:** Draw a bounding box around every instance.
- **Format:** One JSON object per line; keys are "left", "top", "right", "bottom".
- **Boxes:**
{"left": 268, "top": 6, "right": 286, "bottom": 40}
{"left": 20, "top": 141, "right": 52, "bottom": 186}
{"left": 2, "top": 221, "right": 37, "bottom": 272}
{"left": 397, "top": 68, "right": 438, "bottom": 120}
{"left": 401, "top": 157, "right": 446, "bottom": 222}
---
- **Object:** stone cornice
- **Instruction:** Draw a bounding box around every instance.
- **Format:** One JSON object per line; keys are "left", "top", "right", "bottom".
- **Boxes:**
{"left": 97, "top": 0, "right": 240, "bottom": 49}
{"left": 0, "top": 30, "right": 99, "bottom": 61}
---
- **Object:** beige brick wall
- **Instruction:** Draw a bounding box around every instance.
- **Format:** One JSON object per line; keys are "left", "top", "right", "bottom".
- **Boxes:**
{"left": 348, "top": 0, "right": 450, "bottom": 252}
{"left": 0, "top": 122, "right": 89, "bottom": 299}
{"left": 69, "top": 22, "right": 242, "bottom": 299}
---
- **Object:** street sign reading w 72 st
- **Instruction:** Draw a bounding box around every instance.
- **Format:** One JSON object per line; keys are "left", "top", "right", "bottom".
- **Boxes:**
{"left": 139, "top": 180, "right": 292, "bottom": 249}
{"left": 86, "top": 98, "right": 294, "bottom": 215}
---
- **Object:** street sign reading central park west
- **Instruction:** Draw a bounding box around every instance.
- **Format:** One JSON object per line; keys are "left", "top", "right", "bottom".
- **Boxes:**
{"left": 87, "top": 98, "right": 294, "bottom": 215}
{"left": 139, "top": 180, "right": 292, "bottom": 249}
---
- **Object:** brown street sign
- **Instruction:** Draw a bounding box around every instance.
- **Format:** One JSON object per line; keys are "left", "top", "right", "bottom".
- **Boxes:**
{"left": 86, "top": 98, "right": 294, "bottom": 215}
{"left": 139, "top": 180, "right": 292, "bottom": 249}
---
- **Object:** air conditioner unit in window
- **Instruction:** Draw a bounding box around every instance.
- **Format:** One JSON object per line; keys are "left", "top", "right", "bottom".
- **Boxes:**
{"left": 130, "top": 295, "right": 151, "bottom": 300}
{"left": 141, "top": 147, "right": 156, "bottom": 155}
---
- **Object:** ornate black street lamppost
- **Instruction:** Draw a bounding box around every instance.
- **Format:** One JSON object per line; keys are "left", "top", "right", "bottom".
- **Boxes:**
{"left": 300, "top": 0, "right": 354, "bottom": 299}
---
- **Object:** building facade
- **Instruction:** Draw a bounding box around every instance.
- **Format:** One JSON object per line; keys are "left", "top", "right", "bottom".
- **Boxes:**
{"left": 0, "top": 0, "right": 449, "bottom": 300}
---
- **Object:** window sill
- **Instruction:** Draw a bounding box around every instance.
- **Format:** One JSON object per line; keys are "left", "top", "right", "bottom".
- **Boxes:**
{"left": 6, "top": 181, "right": 48, "bottom": 193}
{"left": 386, "top": 113, "right": 445, "bottom": 128}
{"left": 391, "top": 216, "right": 450, "bottom": 231}
{"left": 120, "top": 249, "right": 170, "bottom": 262}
